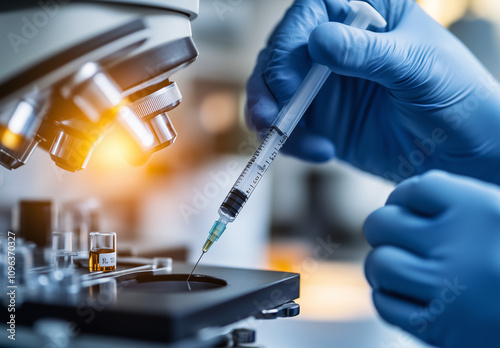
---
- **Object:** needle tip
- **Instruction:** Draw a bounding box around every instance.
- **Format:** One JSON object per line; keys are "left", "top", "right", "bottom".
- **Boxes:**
{"left": 186, "top": 251, "right": 205, "bottom": 283}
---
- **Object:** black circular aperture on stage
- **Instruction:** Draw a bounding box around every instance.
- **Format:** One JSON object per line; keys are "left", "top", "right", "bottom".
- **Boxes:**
{"left": 118, "top": 274, "right": 227, "bottom": 293}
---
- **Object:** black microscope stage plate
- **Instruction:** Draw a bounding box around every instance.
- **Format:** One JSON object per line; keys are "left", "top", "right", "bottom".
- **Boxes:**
{"left": 14, "top": 262, "right": 300, "bottom": 344}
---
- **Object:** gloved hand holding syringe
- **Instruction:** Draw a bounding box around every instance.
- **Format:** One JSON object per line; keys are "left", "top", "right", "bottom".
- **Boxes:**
{"left": 187, "top": 1, "right": 386, "bottom": 281}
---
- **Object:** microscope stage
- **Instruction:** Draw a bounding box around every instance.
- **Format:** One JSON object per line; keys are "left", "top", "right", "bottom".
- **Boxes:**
{"left": 14, "top": 262, "right": 300, "bottom": 344}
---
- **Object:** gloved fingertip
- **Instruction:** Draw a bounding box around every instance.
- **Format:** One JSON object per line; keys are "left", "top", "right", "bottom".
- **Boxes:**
{"left": 364, "top": 250, "right": 377, "bottom": 288}
{"left": 419, "top": 169, "right": 451, "bottom": 183}
{"left": 371, "top": 290, "right": 389, "bottom": 321}
{"left": 304, "top": 143, "right": 335, "bottom": 163}
{"left": 264, "top": 47, "right": 312, "bottom": 104}
{"left": 386, "top": 170, "right": 457, "bottom": 216}
{"left": 281, "top": 135, "right": 335, "bottom": 163}
{"left": 308, "top": 22, "right": 341, "bottom": 67}
{"left": 363, "top": 207, "right": 386, "bottom": 246}
{"left": 245, "top": 96, "right": 279, "bottom": 133}
{"left": 308, "top": 22, "right": 394, "bottom": 85}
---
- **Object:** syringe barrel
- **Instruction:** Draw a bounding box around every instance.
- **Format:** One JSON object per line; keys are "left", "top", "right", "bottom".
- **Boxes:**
{"left": 220, "top": 126, "right": 287, "bottom": 220}
{"left": 273, "top": 64, "right": 331, "bottom": 134}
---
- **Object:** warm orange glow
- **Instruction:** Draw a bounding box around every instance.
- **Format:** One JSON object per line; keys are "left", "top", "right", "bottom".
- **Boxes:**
{"left": 418, "top": 0, "right": 500, "bottom": 23}
{"left": 99, "top": 101, "right": 128, "bottom": 131}
{"left": 268, "top": 241, "right": 375, "bottom": 321}
{"left": 92, "top": 134, "right": 133, "bottom": 170}
{"left": 417, "top": 0, "right": 469, "bottom": 27}
{"left": 72, "top": 132, "right": 152, "bottom": 198}
{"left": 91, "top": 98, "right": 153, "bottom": 169}
{"left": 297, "top": 262, "right": 375, "bottom": 321}
{"left": 0, "top": 126, "right": 23, "bottom": 150}
{"left": 268, "top": 240, "right": 312, "bottom": 273}
{"left": 470, "top": 0, "right": 500, "bottom": 20}
{"left": 199, "top": 91, "right": 238, "bottom": 134}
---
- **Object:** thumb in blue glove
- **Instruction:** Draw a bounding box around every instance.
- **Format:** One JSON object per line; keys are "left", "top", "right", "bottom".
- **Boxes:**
{"left": 246, "top": 0, "right": 500, "bottom": 184}
{"left": 364, "top": 170, "right": 500, "bottom": 347}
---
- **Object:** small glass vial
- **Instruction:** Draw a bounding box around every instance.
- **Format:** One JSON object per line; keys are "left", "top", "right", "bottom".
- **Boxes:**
{"left": 89, "top": 232, "right": 116, "bottom": 272}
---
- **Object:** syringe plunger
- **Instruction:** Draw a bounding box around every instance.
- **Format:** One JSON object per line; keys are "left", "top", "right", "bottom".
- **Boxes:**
{"left": 220, "top": 189, "right": 248, "bottom": 219}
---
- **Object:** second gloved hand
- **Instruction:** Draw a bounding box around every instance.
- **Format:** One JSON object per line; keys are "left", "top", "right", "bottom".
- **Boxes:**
{"left": 246, "top": 0, "right": 500, "bottom": 184}
{"left": 364, "top": 170, "right": 500, "bottom": 347}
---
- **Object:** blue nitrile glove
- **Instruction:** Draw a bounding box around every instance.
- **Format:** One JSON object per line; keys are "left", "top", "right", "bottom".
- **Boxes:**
{"left": 364, "top": 170, "right": 500, "bottom": 347}
{"left": 246, "top": 0, "right": 500, "bottom": 184}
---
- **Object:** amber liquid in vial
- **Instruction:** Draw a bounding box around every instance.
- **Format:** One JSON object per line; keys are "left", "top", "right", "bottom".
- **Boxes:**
{"left": 89, "top": 248, "right": 116, "bottom": 272}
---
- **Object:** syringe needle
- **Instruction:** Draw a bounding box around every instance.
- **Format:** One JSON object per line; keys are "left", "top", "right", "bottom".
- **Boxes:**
{"left": 186, "top": 251, "right": 204, "bottom": 283}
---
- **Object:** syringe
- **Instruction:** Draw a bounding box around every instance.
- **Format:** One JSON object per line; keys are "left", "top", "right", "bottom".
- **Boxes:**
{"left": 187, "top": 2, "right": 386, "bottom": 281}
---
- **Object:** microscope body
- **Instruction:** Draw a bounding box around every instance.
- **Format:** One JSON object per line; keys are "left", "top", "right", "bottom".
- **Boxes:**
{"left": 0, "top": 0, "right": 199, "bottom": 171}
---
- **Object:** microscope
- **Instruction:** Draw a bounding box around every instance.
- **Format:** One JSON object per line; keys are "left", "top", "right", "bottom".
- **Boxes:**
{"left": 0, "top": 0, "right": 199, "bottom": 171}
{"left": 0, "top": 2, "right": 300, "bottom": 347}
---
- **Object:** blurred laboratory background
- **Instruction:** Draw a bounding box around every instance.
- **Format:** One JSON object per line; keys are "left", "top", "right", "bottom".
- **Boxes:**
{"left": 1, "top": 0, "right": 499, "bottom": 346}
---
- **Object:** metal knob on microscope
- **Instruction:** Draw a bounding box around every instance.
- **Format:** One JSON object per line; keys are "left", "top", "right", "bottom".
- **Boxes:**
{"left": 49, "top": 121, "right": 99, "bottom": 172}
{"left": 0, "top": 99, "right": 43, "bottom": 170}
{"left": 128, "top": 81, "right": 182, "bottom": 152}
{"left": 60, "top": 62, "right": 154, "bottom": 152}
{"left": 146, "top": 113, "right": 177, "bottom": 152}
